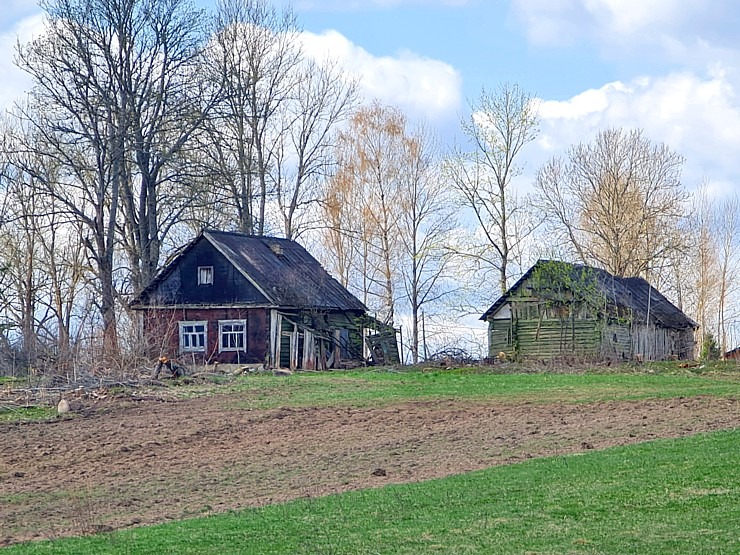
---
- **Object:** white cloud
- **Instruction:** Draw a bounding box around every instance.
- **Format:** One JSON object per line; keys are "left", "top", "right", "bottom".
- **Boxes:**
{"left": 585, "top": 0, "right": 702, "bottom": 35}
{"left": 533, "top": 68, "right": 740, "bottom": 193}
{"left": 300, "top": 29, "right": 462, "bottom": 122}
{"left": 511, "top": 0, "right": 724, "bottom": 56}
{"left": 2, "top": 15, "right": 463, "bottom": 126}
{"left": 292, "top": 0, "right": 471, "bottom": 10}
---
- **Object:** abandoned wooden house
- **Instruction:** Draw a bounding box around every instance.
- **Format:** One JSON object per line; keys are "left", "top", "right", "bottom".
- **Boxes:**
{"left": 480, "top": 260, "right": 697, "bottom": 361}
{"left": 130, "top": 230, "right": 378, "bottom": 370}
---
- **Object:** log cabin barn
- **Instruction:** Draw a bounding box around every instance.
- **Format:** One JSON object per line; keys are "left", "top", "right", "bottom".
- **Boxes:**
{"left": 130, "top": 230, "right": 373, "bottom": 370}
{"left": 481, "top": 260, "right": 697, "bottom": 361}
{"left": 723, "top": 346, "right": 740, "bottom": 360}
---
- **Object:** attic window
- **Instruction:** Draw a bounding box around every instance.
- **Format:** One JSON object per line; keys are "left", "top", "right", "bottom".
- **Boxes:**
{"left": 198, "top": 266, "right": 213, "bottom": 285}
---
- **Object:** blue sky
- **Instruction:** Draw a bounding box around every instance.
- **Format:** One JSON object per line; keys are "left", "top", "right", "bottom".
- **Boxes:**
{"left": 291, "top": 0, "right": 740, "bottom": 196}
{"left": 293, "top": 0, "right": 616, "bottom": 101}
{"left": 3, "top": 0, "right": 740, "bottom": 195}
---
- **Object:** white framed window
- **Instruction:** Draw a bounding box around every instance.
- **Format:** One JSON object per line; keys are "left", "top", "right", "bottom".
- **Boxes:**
{"left": 219, "top": 319, "right": 247, "bottom": 352}
{"left": 179, "top": 321, "right": 207, "bottom": 352}
{"left": 198, "top": 266, "right": 214, "bottom": 285}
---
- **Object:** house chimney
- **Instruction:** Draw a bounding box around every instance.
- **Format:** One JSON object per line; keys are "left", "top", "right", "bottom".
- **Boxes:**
{"left": 270, "top": 243, "right": 283, "bottom": 256}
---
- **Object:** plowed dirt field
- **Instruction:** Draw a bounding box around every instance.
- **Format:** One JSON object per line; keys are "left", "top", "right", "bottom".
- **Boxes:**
{"left": 1, "top": 390, "right": 738, "bottom": 545}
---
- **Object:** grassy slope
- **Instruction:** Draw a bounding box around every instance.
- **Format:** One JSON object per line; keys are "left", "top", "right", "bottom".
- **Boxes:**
{"left": 217, "top": 366, "right": 740, "bottom": 410}
{"left": 6, "top": 429, "right": 738, "bottom": 555}
{"left": 4, "top": 363, "right": 739, "bottom": 420}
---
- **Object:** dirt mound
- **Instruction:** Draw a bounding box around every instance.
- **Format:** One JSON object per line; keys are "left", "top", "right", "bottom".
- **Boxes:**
{"left": 1, "top": 393, "right": 737, "bottom": 545}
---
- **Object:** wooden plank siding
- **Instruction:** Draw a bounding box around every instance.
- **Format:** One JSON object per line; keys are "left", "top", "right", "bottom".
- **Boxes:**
{"left": 488, "top": 319, "right": 514, "bottom": 356}
{"left": 275, "top": 311, "right": 361, "bottom": 370}
{"left": 142, "top": 307, "right": 268, "bottom": 365}
{"left": 488, "top": 317, "right": 601, "bottom": 359}
{"left": 147, "top": 238, "right": 270, "bottom": 306}
{"left": 601, "top": 324, "right": 632, "bottom": 359}
{"left": 488, "top": 316, "right": 696, "bottom": 361}
{"left": 132, "top": 232, "right": 372, "bottom": 370}
{"left": 630, "top": 325, "right": 694, "bottom": 361}
{"left": 482, "top": 261, "right": 697, "bottom": 362}
{"left": 515, "top": 319, "right": 601, "bottom": 358}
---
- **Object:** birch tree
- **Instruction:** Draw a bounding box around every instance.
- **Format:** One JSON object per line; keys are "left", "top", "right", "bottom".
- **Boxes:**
{"left": 685, "top": 186, "right": 720, "bottom": 354}
{"left": 445, "top": 83, "right": 539, "bottom": 296}
{"left": 324, "top": 103, "right": 453, "bottom": 351}
{"left": 397, "top": 125, "right": 456, "bottom": 362}
{"left": 328, "top": 103, "right": 408, "bottom": 325}
{"left": 716, "top": 195, "right": 740, "bottom": 354}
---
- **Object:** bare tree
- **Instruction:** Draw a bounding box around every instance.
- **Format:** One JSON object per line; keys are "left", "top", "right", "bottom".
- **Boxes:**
{"left": 12, "top": 53, "right": 122, "bottom": 354}
{"left": 535, "top": 128, "right": 689, "bottom": 278}
{"left": 323, "top": 103, "right": 456, "bottom": 353}
{"left": 109, "top": 0, "right": 216, "bottom": 292}
{"left": 15, "top": 0, "right": 212, "bottom": 353}
{"left": 205, "top": 0, "right": 301, "bottom": 235}
{"left": 275, "top": 58, "right": 358, "bottom": 239}
{"left": 716, "top": 195, "right": 740, "bottom": 354}
{"left": 681, "top": 185, "right": 740, "bottom": 356}
{"left": 0, "top": 124, "right": 88, "bottom": 372}
{"left": 684, "top": 185, "right": 720, "bottom": 354}
{"left": 397, "top": 125, "right": 456, "bottom": 363}
{"left": 445, "top": 83, "right": 539, "bottom": 296}
{"left": 0, "top": 168, "right": 44, "bottom": 367}
{"left": 3, "top": 0, "right": 362, "bottom": 369}
{"left": 322, "top": 169, "right": 362, "bottom": 290}
{"left": 328, "top": 103, "right": 410, "bottom": 325}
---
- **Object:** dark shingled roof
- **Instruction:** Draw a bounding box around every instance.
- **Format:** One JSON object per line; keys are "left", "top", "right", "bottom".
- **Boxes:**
{"left": 481, "top": 260, "right": 697, "bottom": 330}
{"left": 132, "top": 230, "right": 367, "bottom": 312}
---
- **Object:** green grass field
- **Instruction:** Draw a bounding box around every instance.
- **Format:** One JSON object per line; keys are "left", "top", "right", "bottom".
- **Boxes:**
{"left": 213, "top": 364, "right": 740, "bottom": 410}
{"left": 5, "top": 429, "right": 738, "bottom": 554}
{"left": 4, "top": 362, "right": 739, "bottom": 420}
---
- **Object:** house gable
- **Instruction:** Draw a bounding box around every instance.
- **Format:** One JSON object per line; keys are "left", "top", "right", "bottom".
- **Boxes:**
{"left": 135, "top": 237, "right": 271, "bottom": 307}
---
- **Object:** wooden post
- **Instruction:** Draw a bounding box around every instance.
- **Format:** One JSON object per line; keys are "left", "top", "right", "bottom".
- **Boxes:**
{"left": 270, "top": 310, "right": 282, "bottom": 368}
{"left": 319, "top": 340, "right": 327, "bottom": 370}
{"left": 333, "top": 329, "right": 342, "bottom": 368}
{"left": 303, "top": 330, "right": 314, "bottom": 370}
{"left": 290, "top": 324, "right": 299, "bottom": 370}
{"left": 421, "top": 312, "right": 428, "bottom": 361}
{"left": 398, "top": 326, "right": 404, "bottom": 365}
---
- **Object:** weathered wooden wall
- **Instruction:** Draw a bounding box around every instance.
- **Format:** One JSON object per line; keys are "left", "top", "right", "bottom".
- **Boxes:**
{"left": 142, "top": 307, "right": 268, "bottom": 365}
{"left": 600, "top": 324, "right": 632, "bottom": 359}
{"left": 630, "top": 324, "right": 695, "bottom": 361}
{"left": 145, "top": 240, "right": 270, "bottom": 306}
{"left": 488, "top": 317, "right": 601, "bottom": 359}
{"left": 515, "top": 319, "right": 601, "bottom": 358}
{"left": 272, "top": 310, "right": 364, "bottom": 370}
{"left": 488, "top": 319, "right": 513, "bottom": 356}
{"left": 488, "top": 316, "right": 694, "bottom": 361}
